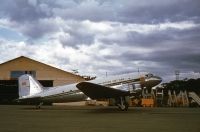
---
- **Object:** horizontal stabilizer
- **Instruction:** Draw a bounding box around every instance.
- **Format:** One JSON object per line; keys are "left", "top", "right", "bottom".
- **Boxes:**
{"left": 17, "top": 96, "right": 42, "bottom": 103}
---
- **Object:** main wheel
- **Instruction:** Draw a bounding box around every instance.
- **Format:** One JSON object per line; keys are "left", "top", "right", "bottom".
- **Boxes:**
{"left": 116, "top": 97, "right": 129, "bottom": 111}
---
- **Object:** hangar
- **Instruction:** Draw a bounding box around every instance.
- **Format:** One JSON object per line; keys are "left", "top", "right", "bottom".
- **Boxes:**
{"left": 0, "top": 56, "right": 85, "bottom": 103}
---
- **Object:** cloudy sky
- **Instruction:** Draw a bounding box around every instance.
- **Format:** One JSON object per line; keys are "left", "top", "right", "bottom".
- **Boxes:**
{"left": 0, "top": 0, "right": 200, "bottom": 82}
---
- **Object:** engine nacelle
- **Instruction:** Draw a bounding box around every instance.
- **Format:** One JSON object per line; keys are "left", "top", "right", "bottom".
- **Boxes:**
{"left": 111, "top": 83, "right": 142, "bottom": 93}
{"left": 111, "top": 84, "right": 129, "bottom": 91}
{"left": 132, "top": 83, "right": 142, "bottom": 92}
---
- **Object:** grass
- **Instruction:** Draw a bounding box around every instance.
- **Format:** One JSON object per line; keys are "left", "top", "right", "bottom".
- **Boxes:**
{"left": 0, "top": 105, "right": 200, "bottom": 132}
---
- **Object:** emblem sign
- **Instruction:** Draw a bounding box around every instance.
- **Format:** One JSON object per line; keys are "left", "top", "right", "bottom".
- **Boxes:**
{"left": 22, "top": 82, "right": 26, "bottom": 86}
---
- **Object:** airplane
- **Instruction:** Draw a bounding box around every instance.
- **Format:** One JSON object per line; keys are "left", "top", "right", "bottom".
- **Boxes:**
{"left": 17, "top": 72, "right": 162, "bottom": 110}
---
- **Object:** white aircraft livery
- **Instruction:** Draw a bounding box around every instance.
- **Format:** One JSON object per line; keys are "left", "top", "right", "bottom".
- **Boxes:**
{"left": 18, "top": 72, "right": 162, "bottom": 110}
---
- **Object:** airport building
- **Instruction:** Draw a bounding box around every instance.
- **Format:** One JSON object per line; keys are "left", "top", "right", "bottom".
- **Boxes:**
{"left": 0, "top": 56, "right": 85, "bottom": 103}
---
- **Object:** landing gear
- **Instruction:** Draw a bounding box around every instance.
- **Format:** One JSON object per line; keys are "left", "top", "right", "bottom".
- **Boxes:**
{"left": 36, "top": 102, "right": 43, "bottom": 109}
{"left": 116, "top": 97, "right": 129, "bottom": 111}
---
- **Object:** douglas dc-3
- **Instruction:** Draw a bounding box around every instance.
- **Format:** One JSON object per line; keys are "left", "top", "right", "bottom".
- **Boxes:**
{"left": 18, "top": 72, "right": 162, "bottom": 111}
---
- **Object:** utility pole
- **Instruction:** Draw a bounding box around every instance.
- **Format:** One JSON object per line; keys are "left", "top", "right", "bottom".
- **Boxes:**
{"left": 175, "top": 70, "right": 180, "bottom": 80}
{"left": 138, "top": 67, "right": 140, "bottom": 75}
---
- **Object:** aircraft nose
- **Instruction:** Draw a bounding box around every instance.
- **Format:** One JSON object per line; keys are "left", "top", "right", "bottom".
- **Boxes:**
{"left": 153, "top": 76, "right": 162, "bottom": 84}
{"left": 145, "top": 75, "right": 162, "bottom": 87}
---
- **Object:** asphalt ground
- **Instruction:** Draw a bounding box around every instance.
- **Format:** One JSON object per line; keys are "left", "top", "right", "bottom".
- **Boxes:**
{"left": 0, "top": 105, "right": 199, "bottom": 132}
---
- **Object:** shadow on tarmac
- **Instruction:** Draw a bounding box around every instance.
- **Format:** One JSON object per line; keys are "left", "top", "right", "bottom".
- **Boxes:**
{"left": 20, "top": 105, "right": 155, "bottom": 114}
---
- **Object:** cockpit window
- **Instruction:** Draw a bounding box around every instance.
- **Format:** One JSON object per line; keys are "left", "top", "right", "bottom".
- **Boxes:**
{"left": 145, "top": 73, "right": 153, "bottom": 78}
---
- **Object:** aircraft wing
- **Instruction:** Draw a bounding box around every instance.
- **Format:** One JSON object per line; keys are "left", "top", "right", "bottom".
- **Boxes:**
{"left": 76, "top": 82, "right": 130, "bottom": 99}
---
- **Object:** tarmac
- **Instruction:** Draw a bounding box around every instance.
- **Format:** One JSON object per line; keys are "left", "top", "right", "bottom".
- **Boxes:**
{"left": 0, "top": 105, "right": 199, "bottom": 132}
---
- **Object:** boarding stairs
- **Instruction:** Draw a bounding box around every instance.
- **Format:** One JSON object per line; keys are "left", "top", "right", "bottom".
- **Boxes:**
{"left": 155, "top": 88, "right": 164, "bottom": 106}
{"left": 167, "top": 90, "right": 177, "bottom": 107}
{"left": 188, "top": 92, "right": 200, "bottom": 106}
{"left": 177, "top": 90, "right": 189, "bottom": 107}
{"left": 142, "top": 89, "right": 155, "bottom": 99}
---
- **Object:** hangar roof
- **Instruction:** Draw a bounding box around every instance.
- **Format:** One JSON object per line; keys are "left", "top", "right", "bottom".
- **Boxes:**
{"left": 0, "top": 56, "right": 84, "bottom": 79}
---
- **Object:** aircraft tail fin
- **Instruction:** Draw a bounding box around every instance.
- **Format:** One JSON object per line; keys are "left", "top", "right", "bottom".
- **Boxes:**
{"left": 18, "top": 74, "right": 43, "bottom": 98}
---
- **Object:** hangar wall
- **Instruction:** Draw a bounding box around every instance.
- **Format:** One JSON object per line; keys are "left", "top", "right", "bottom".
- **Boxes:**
{"left": 0, "top": 56, "right": 85, "bottom": 86}
{"left": 0, "top": 56, "right": 85, "bottom": 103}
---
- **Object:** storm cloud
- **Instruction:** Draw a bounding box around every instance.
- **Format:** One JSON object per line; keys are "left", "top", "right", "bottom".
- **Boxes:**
{"left": 0, "top": 0, "right": 200, "bottom": 82}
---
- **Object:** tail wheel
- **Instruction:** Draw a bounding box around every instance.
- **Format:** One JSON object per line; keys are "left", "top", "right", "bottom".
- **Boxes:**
{"left": 36, "top": 102, "right": 43, "bottom": 109}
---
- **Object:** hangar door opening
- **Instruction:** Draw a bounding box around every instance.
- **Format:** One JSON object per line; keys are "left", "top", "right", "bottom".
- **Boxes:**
{"left": 0, "top": 80, "right": 18, "bottom": 104}
{"left": 0, "top": 80, "right": 53, "bottom": 104}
